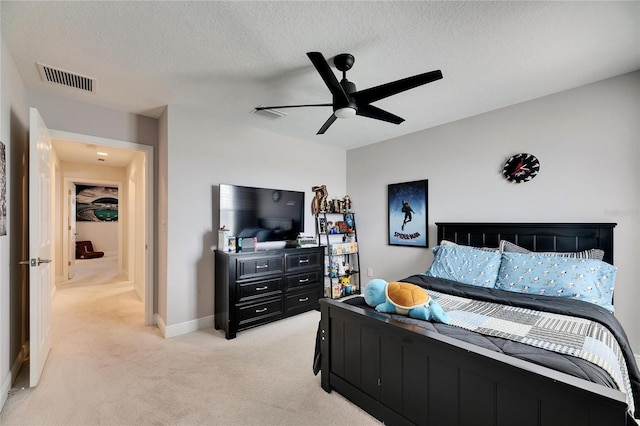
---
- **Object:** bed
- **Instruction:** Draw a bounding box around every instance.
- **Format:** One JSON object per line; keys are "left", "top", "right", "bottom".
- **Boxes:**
{"left": 316, "top": 222, "right": 640, "bottom": 425}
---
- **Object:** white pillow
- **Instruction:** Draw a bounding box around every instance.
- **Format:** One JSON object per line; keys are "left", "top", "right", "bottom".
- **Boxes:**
{"left": 440, "top": 239, "right": 499, "bottom": 253}
{"left": 499, "top": 240, "right": 605, "bottom": 261}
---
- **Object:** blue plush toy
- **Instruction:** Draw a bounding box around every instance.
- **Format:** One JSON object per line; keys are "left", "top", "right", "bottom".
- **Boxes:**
{"left": 363, "top": 278, "right": 450, "bottom": 324}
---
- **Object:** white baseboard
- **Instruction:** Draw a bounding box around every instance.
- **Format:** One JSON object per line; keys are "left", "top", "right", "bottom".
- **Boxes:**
{"left": 155, "top": 314, "right": 214, "bottom": 339}
{"left": 133, "top": 284, "right": 143, "bottom": 302}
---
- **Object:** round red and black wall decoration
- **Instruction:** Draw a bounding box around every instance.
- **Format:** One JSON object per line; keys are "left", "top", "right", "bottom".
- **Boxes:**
{"left": 502, "top": 153, "right": 540, "bottom": 183}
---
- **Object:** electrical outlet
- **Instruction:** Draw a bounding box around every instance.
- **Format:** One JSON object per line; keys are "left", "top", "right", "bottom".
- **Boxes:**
{"left": 367, "top": 267, "right": 373, "bottom": 277}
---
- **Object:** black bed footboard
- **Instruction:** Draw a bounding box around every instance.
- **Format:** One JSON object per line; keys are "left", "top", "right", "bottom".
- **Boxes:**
{"left": 320, "top": 298, "right": 629, "bottom": 426}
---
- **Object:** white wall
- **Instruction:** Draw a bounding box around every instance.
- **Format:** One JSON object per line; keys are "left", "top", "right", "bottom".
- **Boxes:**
{"left": 0, "top": 36, "right": 30, "bottom": 410}
{"left": 348, "top": 71, "right": 640, "bottom": 351}
{"left": 26, "top": 89, "right": 159, "bottom": 146}
{"left": 76, "top": 222, "right": 118, "bottom": 254}
{"left": 162, "top": 104, "right": 346, "bottom": 330}
{"left": 126, "top": 151, "right": 146, "bottom": 299}
{"left": 53, "top": 153, "right": 63, "bottom": 282}
{"left": 157, "top": 109, "right": 168, "bottom": 324}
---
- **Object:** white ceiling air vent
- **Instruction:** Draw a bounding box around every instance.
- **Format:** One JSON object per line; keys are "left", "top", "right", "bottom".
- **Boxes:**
{"left": 37, "top": 63, "right": 96, "bottom": 93}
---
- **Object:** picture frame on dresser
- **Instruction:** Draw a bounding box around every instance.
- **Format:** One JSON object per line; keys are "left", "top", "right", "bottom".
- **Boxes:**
{"left": 387, "top": 179, "right": 428, "bottom": 247}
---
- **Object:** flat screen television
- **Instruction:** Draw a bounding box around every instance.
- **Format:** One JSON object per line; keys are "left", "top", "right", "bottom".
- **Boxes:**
{"left": 218, "top": 184, "right": 305, "bottom": 245}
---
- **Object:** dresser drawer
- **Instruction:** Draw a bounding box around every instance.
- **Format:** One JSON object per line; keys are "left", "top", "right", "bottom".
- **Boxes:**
{"left": 236, "top": 297, "right": 283, "bottom": 329}
{"left": 285, "top": 250, "right": 322, "bottom": 273}
{"left": 285, "top": 270, "right": 321, "bottom": 290}
{"left": 236, "top": 255, "right": 284, "bottom": 280}
{"left": 285, "top": 288, "right": 322, "bottom": 316}
{"left": 237, "top": 277, "right": 283, "bottom": 302}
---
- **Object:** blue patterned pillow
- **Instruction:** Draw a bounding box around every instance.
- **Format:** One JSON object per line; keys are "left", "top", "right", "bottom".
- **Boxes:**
{"left": 496, "top": 252, "right": 616, "bottom": 312}
{"left": 425, "top": 245, "right": 502, "bottom": 288}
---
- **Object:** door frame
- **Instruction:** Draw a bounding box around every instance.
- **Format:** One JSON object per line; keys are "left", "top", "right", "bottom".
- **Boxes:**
{"left": 67, "top": 182, "right": 76, "bottom": 280}
{"left": 62, "top": 177, "right": 123, "bottom": 278}
{"left": 51, "top": 130, "right": 155, "bottom": 326}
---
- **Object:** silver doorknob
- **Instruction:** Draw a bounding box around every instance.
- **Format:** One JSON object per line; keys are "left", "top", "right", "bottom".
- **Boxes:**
{"left": 18, "top": 258, "right": 51, "bottom": 267}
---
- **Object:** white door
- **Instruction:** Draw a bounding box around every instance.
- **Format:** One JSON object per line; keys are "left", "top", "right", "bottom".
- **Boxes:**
{"left": 68, "top": 185, "right": 77, "bottom": 279}
{"left": 27, "top": 108, "right": 53, "bottom": 387}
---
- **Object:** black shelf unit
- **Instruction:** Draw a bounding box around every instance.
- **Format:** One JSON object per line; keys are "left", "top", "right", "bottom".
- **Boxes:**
{"left": 316, "top": 211, "right": 361, "bottom": 299}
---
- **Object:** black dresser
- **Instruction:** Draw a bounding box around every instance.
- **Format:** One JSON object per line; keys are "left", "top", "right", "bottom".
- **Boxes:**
{"left": 214, "top": 246, "right": 324, "bottom": 339}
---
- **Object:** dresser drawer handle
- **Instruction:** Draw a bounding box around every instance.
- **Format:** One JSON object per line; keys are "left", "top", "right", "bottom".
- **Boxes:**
{"left": 298, "top": 259, "right": 310, "bottom": 264}
{"left": 298, "top": 297, "right": 309, "bottom": 302}
{"left": 255, "top": 307, "right": 268, "bottom": 313}
{"left": 255, "top": 286, "right": 268, "bottom": 291}
{"left": 298, "top": 278, "right": 309, "bottom": 284}
{"left": 256, "top": 264, "right": 268, "bottom": 270}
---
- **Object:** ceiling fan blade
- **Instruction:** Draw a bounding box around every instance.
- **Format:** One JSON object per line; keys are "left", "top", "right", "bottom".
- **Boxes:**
{"left": 255, "top": 103, "right": 332, "bottom": 110}
{"left": 306, "top": 52, "right": 350, "bottom": 105}
{"left": 356, "top": 104, "right": 404, "bottom": 124}
{"left": 317, "top": 114, "right": 337, "bottom": 135}
{"left": 352, "top": 70, "right": 443, "bottom": 105}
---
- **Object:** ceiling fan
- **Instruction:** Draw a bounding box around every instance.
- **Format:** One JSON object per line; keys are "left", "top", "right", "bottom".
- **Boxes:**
{"left": 255, "top": 51, "right": 443, "bottom": 135}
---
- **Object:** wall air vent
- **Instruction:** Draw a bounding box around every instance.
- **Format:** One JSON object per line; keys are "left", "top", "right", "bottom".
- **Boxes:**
{"left": 37, "top": 63, "right": 96, "bottom": 93}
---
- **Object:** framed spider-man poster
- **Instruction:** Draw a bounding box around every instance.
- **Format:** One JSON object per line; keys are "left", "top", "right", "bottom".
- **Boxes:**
{"left": 388, "top": 179, "right": 428, "bottom": 247}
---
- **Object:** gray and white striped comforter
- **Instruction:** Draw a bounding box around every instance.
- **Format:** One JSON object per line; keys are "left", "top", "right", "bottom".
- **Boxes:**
{"left": 430, "top": 289, "right": 635, "bottom": 414}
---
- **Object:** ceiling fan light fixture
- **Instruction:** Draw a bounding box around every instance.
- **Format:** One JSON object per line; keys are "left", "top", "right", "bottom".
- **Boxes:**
{"left": 255, "top": 52, "right": 442, "bottom": 134}
{"left": 335, "top": 107, "right": 356, "bottom": 119}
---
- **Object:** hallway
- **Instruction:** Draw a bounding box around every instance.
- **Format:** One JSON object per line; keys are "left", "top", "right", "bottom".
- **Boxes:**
{"left": 58, "top": 255, "right": 129, "bottom": 289}
{"left": 6, "top": 255, "right": 142, "bottom": 401}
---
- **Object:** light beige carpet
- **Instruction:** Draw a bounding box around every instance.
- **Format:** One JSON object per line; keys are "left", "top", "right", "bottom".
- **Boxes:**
{"left": 0, "top": 260, "right": 380, "bottom": 425}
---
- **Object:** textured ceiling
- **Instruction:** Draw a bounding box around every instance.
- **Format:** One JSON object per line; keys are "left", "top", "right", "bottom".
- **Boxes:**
{"left": 2, "top": 1, "right": 639, "bottom": 151}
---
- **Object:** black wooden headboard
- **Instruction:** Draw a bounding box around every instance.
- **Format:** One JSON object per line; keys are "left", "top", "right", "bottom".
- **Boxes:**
{"left": 436, "top": 223, "right": 616, "bottom": 265}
